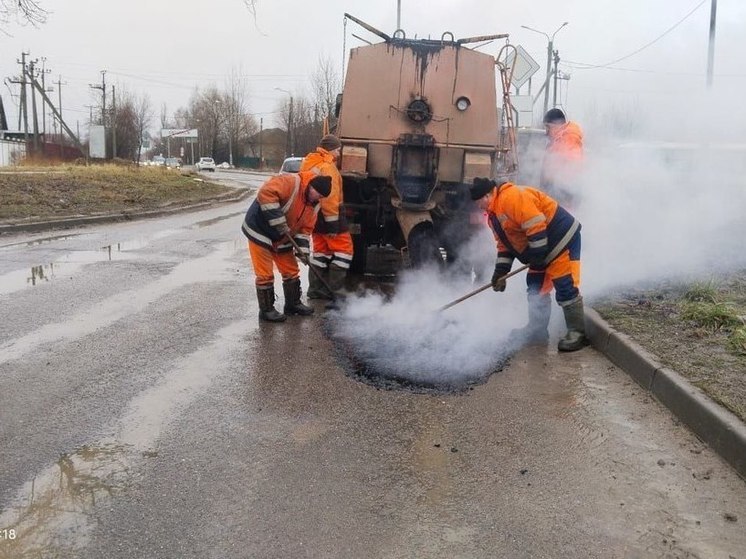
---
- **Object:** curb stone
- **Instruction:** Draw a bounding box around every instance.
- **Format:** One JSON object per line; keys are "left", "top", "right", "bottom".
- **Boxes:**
{"left": 585, "top": 307, "right": 746, "bottom": 479}
{"left": 0, "top": 188, "right": 252, "bottom": 235}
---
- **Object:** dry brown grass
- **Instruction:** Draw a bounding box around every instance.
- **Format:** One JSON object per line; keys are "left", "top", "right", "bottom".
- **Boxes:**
{"left": 0, "top": 164, "right": 232, "bottom": 221}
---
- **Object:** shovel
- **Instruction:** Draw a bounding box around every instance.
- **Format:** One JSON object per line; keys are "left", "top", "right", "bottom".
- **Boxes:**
{"left": 437, "top": 264, "right": 529, "bottom": 312}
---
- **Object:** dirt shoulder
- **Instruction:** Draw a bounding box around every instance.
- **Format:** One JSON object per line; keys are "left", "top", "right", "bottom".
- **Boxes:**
{"left": 593, "top": 272, "right": 746, "bottom": 422}
{"left": 0, "top": 164, "right": 234, "bottom": 223}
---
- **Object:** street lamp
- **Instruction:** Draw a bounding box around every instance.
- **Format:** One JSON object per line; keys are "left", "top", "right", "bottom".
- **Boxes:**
{"left": 521, "top": 22, "right": 568, "bottom": 116}
{"left": 275, "top": 87, "right": 294, "bottom": 157}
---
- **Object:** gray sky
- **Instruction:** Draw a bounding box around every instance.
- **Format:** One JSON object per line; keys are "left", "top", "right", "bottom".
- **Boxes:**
{"left": 1, "top": 0, "right": 745, "bottom": 137}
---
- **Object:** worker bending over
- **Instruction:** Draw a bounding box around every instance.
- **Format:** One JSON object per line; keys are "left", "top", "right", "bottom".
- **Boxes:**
{"left": 242, "top": 172, "right": 332, "bottom": 322}
{"left": 470, "top": 176, "right": 588, "bottom": 352}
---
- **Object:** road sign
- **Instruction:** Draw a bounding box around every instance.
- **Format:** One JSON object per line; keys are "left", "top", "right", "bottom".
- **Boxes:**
{"left": 505, "top": 45, "right": 540, "bottom": 90}
{"left": 160, "top": 128, "right": 198, "bottom": 139}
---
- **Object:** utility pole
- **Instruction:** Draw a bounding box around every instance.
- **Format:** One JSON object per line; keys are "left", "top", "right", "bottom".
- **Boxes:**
{"left": 56, "top": 75, "right": 65, "bottom": 157}
{"left": 552, "top": 50, "right": 560, "bottom": 107}
{"left": 28, "top": 59, "right": 40, "bottom": 153}
{"left": 396, "top": 0, "right": 401, "bottom": 29}
{"left": 706, "top": 0, "right": 717, "bottom": 88}
{"left": 112, "top": 85, "right": 117, "bottom": 159}
{"left": 259, "top": 117, "right": 263, "bottom": 169}
{"left": 89, "top": 70, "right": 106, "bottom": 125}
{"left": 40, "top": 57, "right": 50, "bottom": 138}
{"left": 522, "top": 22, "right": 568, "bottom": 117}
{"left": 18, "top": 52, "right": 29, "bottom": 143}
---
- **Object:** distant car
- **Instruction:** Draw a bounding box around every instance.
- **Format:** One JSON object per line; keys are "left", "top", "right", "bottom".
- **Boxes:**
{"left": 152, "top": 156, "right": 166, "bottom": 166}
{"left": 217, "top": 162, "right": 233, "bottom": 169}
{"left": 279, "top": 157, "right": 303, "bottom": 174}
{"left": 165, "top": 157, "right": 182, "bottom": 169}
{"left": 195, "top": 157, "right": 216, "bottom": 172}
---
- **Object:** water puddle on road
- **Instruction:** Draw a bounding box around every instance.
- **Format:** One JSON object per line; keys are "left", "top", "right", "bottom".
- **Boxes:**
{"left": 0, "top": 442, "right": 140, "bottom": 559}
{"left": 0, "top": 229, "right": 184, "bottom": 296}
{"left": 0, "top": 247, "right": 139, "bottom": 296}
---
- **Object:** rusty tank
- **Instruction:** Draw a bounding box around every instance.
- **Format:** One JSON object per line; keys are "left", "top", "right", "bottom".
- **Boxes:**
{"left": 336, "top": 14, "right": 518, "bottom": 273}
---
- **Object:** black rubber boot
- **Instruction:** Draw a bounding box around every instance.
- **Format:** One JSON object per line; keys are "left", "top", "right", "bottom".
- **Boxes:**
{"left": 307, "top": 264, "right": 332, "bottom": 300}
{"left": 324, "top": 264, "right": 348, "bottom": 310}
{"left": 283, "top": 277, "right": 314, "bottom": 316}
{"left": 509, "top": 293, "right": 551, "bottom": 344}
{"left": 256, "top": 286, "right": 286, "bottom": 323}
{"left": 558, "top": 297, "right": 589, "bottom": 352}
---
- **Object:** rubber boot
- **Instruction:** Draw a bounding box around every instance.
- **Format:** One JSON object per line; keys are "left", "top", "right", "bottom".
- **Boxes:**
{"left": 283, "top": 277, "right": 314, "bottom": 316}
{"left": 256, "top": 285, "right": 286, "bottom": 323}
{"left": 558, "top": 297, "right": 590, "bottom": 352}
{"left": 324, "top": 264, "right": 348, "bottom": 311}
{"left": 509, "top": 293, "right": 551, "bottom": 344}
{"left": 307, "top": 264, "right": 332, "bottom": 300}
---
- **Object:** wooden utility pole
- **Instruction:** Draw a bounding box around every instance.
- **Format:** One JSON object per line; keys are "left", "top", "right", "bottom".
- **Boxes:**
{"left": 259, "top": 117, "right": 263, "bottom": 169}
{"left": 56, "top": 75, "right": 65, "bottom": 157}
{"left": 18, "top": 52, "right": 29, "bottom": 142}
{"left": 112, "top": 85, "right": 117, "bottom": 159}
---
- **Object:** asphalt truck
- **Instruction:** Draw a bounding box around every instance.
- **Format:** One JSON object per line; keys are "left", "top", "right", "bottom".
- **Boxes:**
{"left": 336, "top": 14, "right": 518, "bottom": 273}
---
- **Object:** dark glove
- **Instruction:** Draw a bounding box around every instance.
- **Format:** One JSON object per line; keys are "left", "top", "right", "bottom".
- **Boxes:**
{"left": 491, "top": 263, "right": 511, "bottom": 292}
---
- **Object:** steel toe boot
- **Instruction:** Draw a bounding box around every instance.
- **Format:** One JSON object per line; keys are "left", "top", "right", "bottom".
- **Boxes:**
{"left": 256, "top": 285, "right": 286, "bottom": 323}
{"left": 283, "top": 277, "right": 314, "bottom": 316}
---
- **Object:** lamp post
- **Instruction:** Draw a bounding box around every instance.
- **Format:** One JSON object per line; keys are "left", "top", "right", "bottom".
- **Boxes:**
{"left": 275, "top": 87, "right": 294, "bottom": 157}
{"left": 521, "top": 22, "right": 568, "bottom": 116}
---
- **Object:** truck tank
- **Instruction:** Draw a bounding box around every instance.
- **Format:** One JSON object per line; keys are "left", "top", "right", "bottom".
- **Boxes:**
{"left": 336, "top": 14, "right": 518, "bottom": 273}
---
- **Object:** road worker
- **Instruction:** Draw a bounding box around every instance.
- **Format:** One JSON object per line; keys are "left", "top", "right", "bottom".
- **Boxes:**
{"left": 540, "top": 108, "right": 584, "bottom": 209}
{"left": 470, "top": 176, "right": 588, "bottom": 352}
{"left": 300, "top": 134, "right": 353, "bottom": 302}
{"left": 241, "top": 172, "right": 332, "bottom": 322}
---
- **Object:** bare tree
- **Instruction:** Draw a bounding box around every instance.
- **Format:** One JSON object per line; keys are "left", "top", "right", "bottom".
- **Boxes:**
{"left": 1, "top": 0, "right": 47, "bottom": 30}
{"left": 134, "top": 94, "right": 153, "bottom": 165}
{"left": 310, "top": 55, "right": 342, "bottom": 122}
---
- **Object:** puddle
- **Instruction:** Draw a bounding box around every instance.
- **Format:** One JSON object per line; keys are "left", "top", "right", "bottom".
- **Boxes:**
{"left": 0, "top": 248, "right": 138, "bottom": 296}
{"left": 0, "top": 229, "right": 183, "bottom": 296}
{"left": 0, "top": 319, "right": 250, "bottom": 557}
{"left": 0, "top": 241, "right": 242, "bottom": 365}
{"left": 0, "top": 442, "right": 137, "bottom": 559}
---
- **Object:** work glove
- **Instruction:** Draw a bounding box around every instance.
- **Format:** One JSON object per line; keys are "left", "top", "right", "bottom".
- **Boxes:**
{"left": 491, "top": 263, "right": 511, "bottom": 292}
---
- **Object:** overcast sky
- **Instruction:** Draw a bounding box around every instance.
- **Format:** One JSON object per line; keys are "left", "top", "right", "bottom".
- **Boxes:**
{"left": 2, "top": 0, "right": 745, "bottom": 139}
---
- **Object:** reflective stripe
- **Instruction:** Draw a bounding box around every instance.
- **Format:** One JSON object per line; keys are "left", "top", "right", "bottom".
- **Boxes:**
{"left": 244, "top": 225, "right": 273, "bottom": 247}
{"left": 528, "top": 238, "right": 548, "bottom": 248}
{"left": 543, "top": 219, "right": 580, "bottom": 265}
{"left": 260, "top": 202, "right": 280, "bottom": 210}
{"left": 332, "top": 260, "right": 351, "bottom": 270}
{"left": 497, "top": 213, "right": 508, "bottom": 223}
{"left": 295, "top": 234, "right": 311, "bottom": 243}
{"left": 281, "top": 174, "right": 301, "bottom": 214}
{"left": 310, "top": 257, "right": 329, "bottom": 267}
{"left": 496, "top": 256, "right": 513, "bottom": 265}
{"left": 268, "top": 217, "right": 287, "bottom": 226}
{"left": 333, "top": 252, "right": 353, "bottom": 262}
{"left": 521, "top": 214, "right": 545, "bottom": 230}
{"left": 276, "top": 242, "right": 292, "bottom": 250}
{"left": 558, "top": 295, "right": 581, "bottom": 307}
{"left": 325, "top": 215, "right": 340, "bottom": 222}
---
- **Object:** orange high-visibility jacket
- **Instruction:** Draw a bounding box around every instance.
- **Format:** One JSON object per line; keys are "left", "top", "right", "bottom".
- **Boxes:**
{"left": 486, "top": 182, "right": 579, "bottom": 267}
{"left": 241, "top": 171, "right": 320, "bottom": 253}
{"left": 300, "top": 148, "right": 348, "bottom": 234}
{"left": 541, "top": 121, "right": 584, "bottom": 187}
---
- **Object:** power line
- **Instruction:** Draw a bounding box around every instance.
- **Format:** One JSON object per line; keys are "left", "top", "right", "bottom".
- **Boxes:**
{"left": 565, "top": 0, "right": 707, "bottom": 70}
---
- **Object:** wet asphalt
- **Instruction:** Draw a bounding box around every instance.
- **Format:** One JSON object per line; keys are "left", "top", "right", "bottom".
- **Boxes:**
{"left": 0, "top": 173, "right": 745, "bottom": 558}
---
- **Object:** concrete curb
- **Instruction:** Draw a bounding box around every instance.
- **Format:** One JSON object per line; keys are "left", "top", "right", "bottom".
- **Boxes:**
{"left": 0, "top": 188, "right": 252, "bottom": 235}
{"left": 585, "top": 307, "right": 746, "bottom": 479}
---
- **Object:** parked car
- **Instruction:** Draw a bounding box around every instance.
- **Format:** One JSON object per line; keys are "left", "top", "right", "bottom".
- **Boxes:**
{"left": 279, "top": 157, "right": 303, "bottom": 174}
{"left": 195, "top": 157, "right": 216, "bottom": 172}
{"left": 165, "top": 157, "right": 182, "bottom": 169}
{"left": 151, "top": 155, "right": 166, "bottom": 166}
